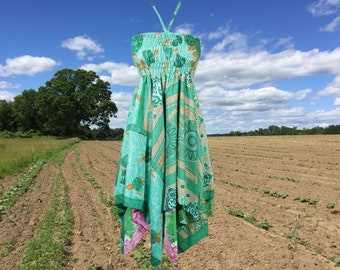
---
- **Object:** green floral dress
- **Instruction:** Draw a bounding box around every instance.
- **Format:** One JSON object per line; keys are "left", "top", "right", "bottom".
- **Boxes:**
{"left": 114, "top": 1, "right": 214, "bottom": 268}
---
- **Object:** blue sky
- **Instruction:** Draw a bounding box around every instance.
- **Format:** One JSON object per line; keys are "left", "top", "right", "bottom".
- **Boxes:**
{"left": 1, "top": 0, "right": 340, "bottom": 134}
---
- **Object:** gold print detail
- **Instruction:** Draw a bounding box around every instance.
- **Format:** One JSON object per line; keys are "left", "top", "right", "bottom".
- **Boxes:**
{"left": 188, "top": 223, "right": 195, "bottom": 234}
{"left": 158, "top": 152, "right": 165, "bottom": 167}
{"left": 188, "top": 45, "right": 196, "bottom": 51}
{"left": 154, "top": 49, "right": 159, "bottom": 56}
{"left": 163, "top": 61, "right": 169, "bottom": 73}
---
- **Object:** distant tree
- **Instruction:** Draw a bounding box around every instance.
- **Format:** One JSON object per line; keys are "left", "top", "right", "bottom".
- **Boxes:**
{"left": 309, "top": 126, "right": 324, "bottom": 135}
{"left": 0, "top": 100, "right": 15, "bottom": 131}
{"left": 109, "top": 127, "right": 124, "bottom": 140}
{"left": 12, "top": 89, "right": 39, "bottom": 132}
{"left": 280, "top": 126, "right": 298, "bottom": 135}
{"left": 267, "top": 125, "right": 280, "bottom": 135}
{"left": 37, "top": 68, "right": 118, "bottom": 136}
{"left": 324, "top": 125, "right": 340, "bottom": 134}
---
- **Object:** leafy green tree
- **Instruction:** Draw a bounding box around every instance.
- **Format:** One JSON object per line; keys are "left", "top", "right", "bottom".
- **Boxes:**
{"left": 12, "top": 89, "right": 39, "bottom": 132}
{"left": 37, "top": 68, "right": 118, "bottom": 136}
{"left": 0, "top": 99, "right": 15, "bottom": 131}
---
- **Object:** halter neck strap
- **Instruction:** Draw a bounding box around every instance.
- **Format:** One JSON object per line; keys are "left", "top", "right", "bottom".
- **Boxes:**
{"left": 151, "top": 1, "right": 182, "bottom": 32}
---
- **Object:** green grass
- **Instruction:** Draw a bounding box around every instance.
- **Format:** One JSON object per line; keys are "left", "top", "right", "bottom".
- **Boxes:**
{"left": 0, "top": 137, "right": 78, "bottom": 178}
{"left": 16, "top": 149, "right": 74, "bottom": 270}
{"left": 0, "top": 138, "right": 79, "bottom": 217}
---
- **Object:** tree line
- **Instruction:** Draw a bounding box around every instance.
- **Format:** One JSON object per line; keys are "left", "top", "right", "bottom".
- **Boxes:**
{"left": 211, "top": 124, "right": 340, "bottom": 136}
{"left": 0, "top": 68, "right": 124, "bottom": 140}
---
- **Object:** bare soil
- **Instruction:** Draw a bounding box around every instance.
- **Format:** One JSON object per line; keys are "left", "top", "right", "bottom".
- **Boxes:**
{"left": 1, "top": 135, "right": 339, "bottom": 269}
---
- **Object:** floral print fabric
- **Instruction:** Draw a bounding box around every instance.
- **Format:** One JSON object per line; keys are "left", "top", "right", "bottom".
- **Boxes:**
{"left": 114, "top": 6, "right": 214, "bottom": 269}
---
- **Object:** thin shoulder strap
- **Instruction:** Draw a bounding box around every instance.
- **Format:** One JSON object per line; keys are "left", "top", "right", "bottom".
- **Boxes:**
{"left": 151, "top": 1, "right": 182, "bottom": 32}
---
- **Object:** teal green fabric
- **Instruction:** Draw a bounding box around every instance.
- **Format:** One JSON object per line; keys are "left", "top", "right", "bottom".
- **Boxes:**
{"left": 114, "top": 2, "right": 214, "bottom": 268}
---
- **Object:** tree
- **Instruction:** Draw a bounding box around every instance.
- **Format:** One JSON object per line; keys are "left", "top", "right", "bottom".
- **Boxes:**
{"left": 0, "top": 100, "right": 15, "bottom": 131}
{"left": 37, "top": 69, "right": 118, "bottom": 136}
{"left": 12, "top": 89, "right": 39, "bottom": 132}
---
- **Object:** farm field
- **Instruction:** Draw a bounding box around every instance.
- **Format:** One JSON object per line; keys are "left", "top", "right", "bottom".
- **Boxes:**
{"left": 0, "top": 135, "right": 339, "bottom": 269}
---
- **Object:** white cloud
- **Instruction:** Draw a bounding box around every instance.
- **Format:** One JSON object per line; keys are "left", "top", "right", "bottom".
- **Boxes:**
{"left": 0, "top": 90, "right": 17, "bottom": 101}
{"left": 320, "top": 15, "right": 340, "bottom": 31}
{"left": 80, "top": 61, "right": 138, "bottom": 86}
{"left": 0, "top": 55, "right": 59, "bottom": 77}
{"left": 210, "top": 32, "right": 248, "bottom": 52}
{"left": 317, "top": 75, "right": 340, "bottom": 105}
{"left": 174, "top": 23, "right": 195, "bottom": 34}
{"left": 294, "top": 89, "right": 313, "bottom": 100}
{"left": 196, "top": 48, "right": 340, "bottom": 88}
{"left": 308, "top": 0, "right": 340, "bottom": 16}
{"left": 197, "top": 86, "right": 294, "bottom": 115}
{"left": 308, "top": 0, "right": 340, "bottom": 32}
{"left": 206, "top": 24, "right": 231, "bottom": 40}
{"left": 61, "top": 35, "right": 104, "bottom": 60}
{"left": 334, "top": 97, "right": 340, "bottom": 105}
{"left": 275, "top": 37, "right": 294, "bottom": 50}
{"left": 110, "top": 91, "right": 134, "bottom": 128}
{"left": 0, "top": 81, "right": 21, "bottom": 89}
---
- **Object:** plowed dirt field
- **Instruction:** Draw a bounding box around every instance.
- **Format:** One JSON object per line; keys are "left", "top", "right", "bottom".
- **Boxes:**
{"left": 1, "top": 135, "right": 339, "bottom": 269}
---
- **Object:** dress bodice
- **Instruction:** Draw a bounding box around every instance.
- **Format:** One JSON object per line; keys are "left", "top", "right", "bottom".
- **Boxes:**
{"left": 131, "top": 32, "right": 201, "bottom": 78}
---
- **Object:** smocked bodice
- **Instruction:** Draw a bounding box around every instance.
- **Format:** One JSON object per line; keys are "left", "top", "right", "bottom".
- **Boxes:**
{"left": 131, "top": 32, "right": 201, "bottom": 78}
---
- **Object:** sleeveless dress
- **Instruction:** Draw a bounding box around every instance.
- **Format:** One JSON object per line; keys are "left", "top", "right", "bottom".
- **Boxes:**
{"left": 114, "top": 2, "right": 214, "bottom": 268}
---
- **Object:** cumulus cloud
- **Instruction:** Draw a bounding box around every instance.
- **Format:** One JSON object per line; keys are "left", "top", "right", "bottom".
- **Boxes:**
{"left": 61, "top": 35, "right": 104, "bottom": 60}
{"left": 197, "top": 86, "right": 293, "bottom": 113}
{"left": 196, "top": 48, "right": 340, "bottom": 88}
{"left": 80, "top": 61, "right": 138, "bottom": 86}
{"left": 0, "top": 55, "right": 59, "bottom": 77}
{"left": 0, "top": 90, "right": 17, "bottom": 101}
{"left": 0, "top": 81, "right": 21, "bottom": 89}
{"left": 317, "top": 76, "right": 340, "bottom": 105}
{"left": 110, "top": 91, "right": 134, "bottom": 128}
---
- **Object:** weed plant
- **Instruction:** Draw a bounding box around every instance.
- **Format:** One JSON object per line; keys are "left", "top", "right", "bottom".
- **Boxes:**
{"left": 331, "top": 254, "right": 340, "bottom": 267}
{"left": 284, "top": 215, "right": 310, "bottom": 248}
{"left": 227, "top": 207, "right": 271, "bottom": 230}
{"left": 326, "top": 202, "right": 335, "bottom": 209}
{"left": 294, "top": 196, "right": 317, "bottom": 205}
{"left": 263, "top": 190, "right": 288, "bottom": 199}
